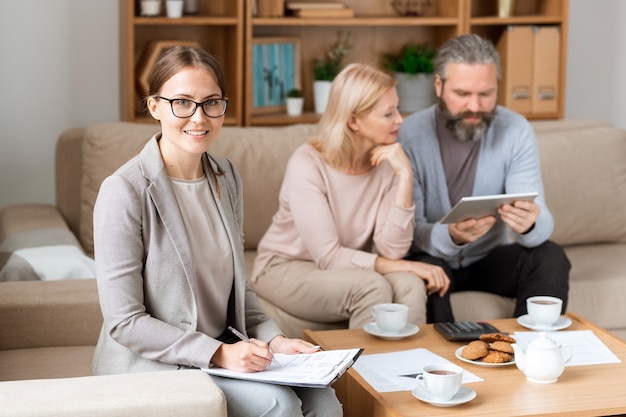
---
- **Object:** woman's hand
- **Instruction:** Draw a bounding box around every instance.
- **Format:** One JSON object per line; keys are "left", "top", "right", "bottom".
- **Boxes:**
{"left": 370, "top": 143, "right": 414, "bottom": 208}
{"left": 375, "top": 257, "right": 450, "bottom": 297}
{"left": 269, "top": 335, "right": 320, "bottom": 355}
{"left": 406, "top": 261, "right": 450, "bottom": 297}
{"left": 211, "top": 339, "right": 275, "bottom": 373}
{"left": 370, "top": 143, "right": 412, "bottom": 180}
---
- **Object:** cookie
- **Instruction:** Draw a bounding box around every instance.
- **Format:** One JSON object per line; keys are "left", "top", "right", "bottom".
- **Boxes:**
{"left": 481, "top": 350, "right": 513, "bottom": 364}
{"left": 462, "top": 340, "right": 489, "bottom": 360}
{"left": 490, "top": 340, "right": 514, "bottom": 354}
{"left": 479, "top": 333, "right": 516, "bottom": 344}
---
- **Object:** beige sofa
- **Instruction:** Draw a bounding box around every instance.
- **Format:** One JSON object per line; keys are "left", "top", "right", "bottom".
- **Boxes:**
{"left": 0, "top": 279, "right": 227, "bottom": 416}
{"left": 1, "top": 120, "right": 625, "bottom": 391}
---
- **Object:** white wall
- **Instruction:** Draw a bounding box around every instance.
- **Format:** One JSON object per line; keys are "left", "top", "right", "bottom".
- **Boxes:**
{"left": 565, "top": 0, "right": 626, "bottom": 129}
{"left": 0, "top": 1, "right": 119, "bottom": 207}
{"left": 0, "top": 0, "right": 624, "bottom": 207}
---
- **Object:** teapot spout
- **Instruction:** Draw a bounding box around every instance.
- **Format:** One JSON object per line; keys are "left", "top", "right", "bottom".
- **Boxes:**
{"left": 511, "top": 343, "right": 525, "bottom": 371}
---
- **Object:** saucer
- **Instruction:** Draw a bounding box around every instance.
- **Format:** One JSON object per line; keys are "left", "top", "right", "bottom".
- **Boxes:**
{"left": 517, "top": 314, "right": 572, "bottom": 331}
{"left": 363, "top": 322, "right": 419, "bottom": 340}
{"left": 455, "top": 346, "right": 515, "bottom": 367}
{"left": 412, "top": 384, "right": 476, "bottom": 407}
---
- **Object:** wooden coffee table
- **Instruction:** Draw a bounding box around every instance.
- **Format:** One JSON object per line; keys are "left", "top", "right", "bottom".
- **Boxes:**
{"left": 304, "top": 313, "right": 626, "bottom": 417}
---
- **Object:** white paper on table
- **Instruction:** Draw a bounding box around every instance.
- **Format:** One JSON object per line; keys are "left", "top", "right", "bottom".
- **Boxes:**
{"left": 513, "top": 330, "right": 621, "bottom": 367}
{"left": 351, "top": 348, "right": 483, "bottom": 393}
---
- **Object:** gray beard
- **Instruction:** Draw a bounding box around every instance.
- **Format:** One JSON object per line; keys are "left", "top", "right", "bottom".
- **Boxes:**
{"left": 437, "top": 98, "right": 496, "bottom": 142}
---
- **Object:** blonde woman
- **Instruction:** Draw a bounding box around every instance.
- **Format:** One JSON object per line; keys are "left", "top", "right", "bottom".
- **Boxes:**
{"left": 251, "top": 63, "right": 449, "bottom": 329}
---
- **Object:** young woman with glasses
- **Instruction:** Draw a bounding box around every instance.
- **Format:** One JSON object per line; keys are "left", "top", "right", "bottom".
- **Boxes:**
{"left": 92, "top": 45, "right": 341, "bottom": 417}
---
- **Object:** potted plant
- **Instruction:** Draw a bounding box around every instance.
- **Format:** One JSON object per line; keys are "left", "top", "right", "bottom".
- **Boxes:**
{"left": 312, "top": 32, "right": 352, "bottom": 114}
{"left": 384, "top": 43, "right": 437, "bottom": 113}
{"left": 285, "top": 88, "right": 304, "bottom": 116}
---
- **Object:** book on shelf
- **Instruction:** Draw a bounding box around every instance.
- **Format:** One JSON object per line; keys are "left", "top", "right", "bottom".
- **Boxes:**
{"left": 202, "top": 348, "right": 363, "bottom": 388}
{"left": 258, "top": 0, "right": 285, "bottom": 17}
{"left": 286, "top": 1, "right": 346, "bottom": 10}
{"left": 293, "top": 7, "right": 354, "bottom": 17}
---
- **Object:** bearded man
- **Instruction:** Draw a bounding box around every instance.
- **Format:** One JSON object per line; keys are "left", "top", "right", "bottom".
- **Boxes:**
{"left": 398, "top": 34, "right": 570, "bottom": 323}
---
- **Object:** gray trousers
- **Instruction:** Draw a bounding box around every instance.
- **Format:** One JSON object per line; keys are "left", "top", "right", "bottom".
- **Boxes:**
{"left": 252, "top": 257, "right": 428, "bottom": 328}
{"left": 212, "top": 375, "right": 342, "bottom": 417}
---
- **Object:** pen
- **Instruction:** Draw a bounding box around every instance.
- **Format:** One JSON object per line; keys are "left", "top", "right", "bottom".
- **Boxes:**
{"left": 227, "top": 326, "right": 281, "bottom": 366}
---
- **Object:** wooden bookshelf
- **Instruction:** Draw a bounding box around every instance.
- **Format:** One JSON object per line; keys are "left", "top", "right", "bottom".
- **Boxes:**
{"left": 119, "top": 0, "right": 568, "bottom": 126}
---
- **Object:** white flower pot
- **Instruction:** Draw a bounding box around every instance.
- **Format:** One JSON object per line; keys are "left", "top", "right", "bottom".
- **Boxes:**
{"left": 286, "top": 97, "right": 304, "bottom": 116}
{"left": 394, "top": 73, "right": 435, "bottom": 114}
{"left": 313, "top": 80, "right": 332, "bottom": 114}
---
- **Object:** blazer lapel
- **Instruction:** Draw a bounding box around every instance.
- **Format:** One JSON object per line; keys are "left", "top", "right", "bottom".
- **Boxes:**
{"left": 140, "top": 136, "right": 197, "bottom": 295}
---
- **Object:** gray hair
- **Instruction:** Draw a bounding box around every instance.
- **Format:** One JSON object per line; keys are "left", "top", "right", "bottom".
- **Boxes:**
{"left": 434, "top": 34, "right": 501, "bottom": 81}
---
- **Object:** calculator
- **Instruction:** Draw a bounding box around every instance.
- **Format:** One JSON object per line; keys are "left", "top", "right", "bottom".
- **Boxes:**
{"left": 433, "top": 321, "right": 501, "bottom": 341}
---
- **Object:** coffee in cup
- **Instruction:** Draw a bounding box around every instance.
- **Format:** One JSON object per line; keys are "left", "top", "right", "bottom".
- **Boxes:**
{"left": 417, "top": 364, "right": 463, "bottom": 401}
{"left": 371, "top": 303, "right": 408, "bottom": 334}
{"left": 527, "top": 296, "right": 563, "bottom": 327}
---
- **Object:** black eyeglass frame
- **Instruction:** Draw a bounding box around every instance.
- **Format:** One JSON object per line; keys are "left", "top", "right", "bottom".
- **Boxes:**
{"left": 156, "top": 96, "right": 229, "bottom": 118}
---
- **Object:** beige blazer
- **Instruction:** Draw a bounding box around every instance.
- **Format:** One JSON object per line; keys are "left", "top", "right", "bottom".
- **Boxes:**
{"left": 92, "top": 135, "right": 282, "bottom": 375}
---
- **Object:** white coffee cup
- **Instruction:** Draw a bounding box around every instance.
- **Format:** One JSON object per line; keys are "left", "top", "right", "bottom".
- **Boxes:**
{"left": 140, "top": 0, "right": 161, "bottom": 16}
{"left": 166, "top": 0, "right": 184, "bottom": 18}
{"left": 371, "top": 303, "right": 408, "bottom": 334}
{"left": 527, "top": 296, "right": 563, "bottom": 327}
{"left": 417, "top": 364, "right": 463, "bottom": 401}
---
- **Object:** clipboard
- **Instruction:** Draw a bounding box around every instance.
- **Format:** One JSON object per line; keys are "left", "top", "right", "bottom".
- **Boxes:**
{"left": 440, "top": 192, "right": 538, "bottom": 224}
{"left": 203, "top": 347, "right": 363, "bottom": 388}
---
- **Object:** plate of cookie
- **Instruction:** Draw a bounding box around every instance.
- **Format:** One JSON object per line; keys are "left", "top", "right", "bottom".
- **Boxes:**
{"left": 455, "top": 333, "right": 516, "bottom": 367}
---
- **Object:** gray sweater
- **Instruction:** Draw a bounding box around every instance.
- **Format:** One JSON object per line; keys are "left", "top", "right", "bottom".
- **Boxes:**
{"left": 398, "top": 105, "right": 554, "bottom": 268}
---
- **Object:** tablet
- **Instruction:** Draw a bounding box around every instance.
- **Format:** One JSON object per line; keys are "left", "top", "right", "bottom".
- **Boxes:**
{"left": 439, "top": 192, "right": 538, "bottom": 224}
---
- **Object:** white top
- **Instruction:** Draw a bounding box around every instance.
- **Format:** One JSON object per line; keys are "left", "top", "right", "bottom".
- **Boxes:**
{"left": 171, "top": 175, "right": 234, "bottom": 338}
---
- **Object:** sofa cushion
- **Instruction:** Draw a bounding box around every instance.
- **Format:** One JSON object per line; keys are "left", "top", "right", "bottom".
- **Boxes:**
{"left": 535, "top": 122, "right": 626, "bottom": 246}
{"left": 565, "top": 243, "right": 626, "bottom": 332}
{"left": 80, "top": 122, "right": 160, "bottom": 256}
{"left": 80, "top": 122, "right": 317, "bottom": 255}
{"left": 211, "top": 124, "right": 317, "bottom": 248}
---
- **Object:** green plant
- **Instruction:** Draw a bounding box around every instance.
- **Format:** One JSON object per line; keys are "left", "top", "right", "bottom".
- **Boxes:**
{"left": 286, "top": 88, "right": 303, "bottom": 98}
{"left": 384, "top": 43, "right": 436, "bottom": 75}
{"left": 313, "top": 32, "right": 352, "bottom": 81}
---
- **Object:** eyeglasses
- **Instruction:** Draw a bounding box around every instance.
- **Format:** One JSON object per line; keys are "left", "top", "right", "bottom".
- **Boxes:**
{"left": 157, "top": 96, "right": 228, "bottom": 118}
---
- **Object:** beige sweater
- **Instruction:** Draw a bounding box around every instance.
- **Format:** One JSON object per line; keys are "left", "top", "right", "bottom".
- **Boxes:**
{"left": 251, "top": 143, "right": 415, "bottom": 282}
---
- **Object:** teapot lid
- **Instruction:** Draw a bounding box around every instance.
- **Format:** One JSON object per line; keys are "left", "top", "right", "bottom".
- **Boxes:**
{"left": 529, "top": 332, "right": 559, "bottom": 349}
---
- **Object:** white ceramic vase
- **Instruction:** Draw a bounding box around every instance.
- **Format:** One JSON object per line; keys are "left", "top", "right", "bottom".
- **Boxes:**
{"left": 166, "top": 0, "right": 184, "bottom": 18}
{"left": 313, "top": 80, "right": 332, "bottom": 114}
{"left": 140, "top": 0, "right": 161, "bottom": 16}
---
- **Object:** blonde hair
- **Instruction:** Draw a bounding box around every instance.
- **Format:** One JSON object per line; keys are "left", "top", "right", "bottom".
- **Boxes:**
{"left": 311, "top": 63, "right": 397, "bottom": 167}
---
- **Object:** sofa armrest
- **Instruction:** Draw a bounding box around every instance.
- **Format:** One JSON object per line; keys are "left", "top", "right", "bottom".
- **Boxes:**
{"left": 0, "top": 204, "right": 95, "bottom": 282}
{"left": 0, "top": 204, "right": 71, "bottom": 244}
{"left": 0, "top": 370, "right": 227, "bottom": 417}
{"left": 0, "top": 279, "right": 102, "bottom": 350}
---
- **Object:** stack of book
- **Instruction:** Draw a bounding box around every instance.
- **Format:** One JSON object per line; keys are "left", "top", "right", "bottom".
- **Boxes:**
{"left": 286, "top": 1, "right": 355, "bottom": 18}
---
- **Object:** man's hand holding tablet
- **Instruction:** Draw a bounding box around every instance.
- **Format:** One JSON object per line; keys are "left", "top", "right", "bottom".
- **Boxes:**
{"left": 440, "top": 192, "right": 539, "bottom": 224}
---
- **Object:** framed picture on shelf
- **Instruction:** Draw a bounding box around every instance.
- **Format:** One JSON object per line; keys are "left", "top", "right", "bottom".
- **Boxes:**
{"left": 251, "top": 37, "right": 300, "bottom": 114}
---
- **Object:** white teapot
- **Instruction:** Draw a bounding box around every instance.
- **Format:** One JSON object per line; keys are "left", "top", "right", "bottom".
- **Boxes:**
{"left": 511, "top": 332, "right": 572, "bottom": 384}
